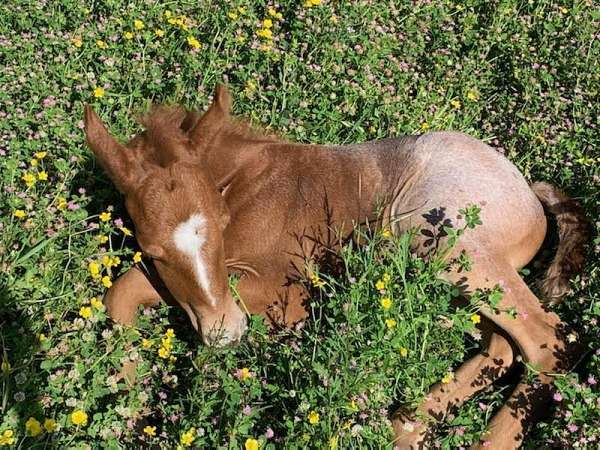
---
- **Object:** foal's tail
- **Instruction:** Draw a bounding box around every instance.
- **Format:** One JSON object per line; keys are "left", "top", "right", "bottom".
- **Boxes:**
{"left": 532, "top": 181, "right": 592, "bottom": 305}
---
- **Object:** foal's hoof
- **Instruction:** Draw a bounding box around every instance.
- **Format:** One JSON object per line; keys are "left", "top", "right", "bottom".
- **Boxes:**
{"left": 391, "top": 409, "right": 431, "bottom": 449}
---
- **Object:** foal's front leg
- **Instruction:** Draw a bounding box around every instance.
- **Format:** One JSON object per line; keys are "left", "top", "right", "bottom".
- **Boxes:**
{"left": 104, "top": 266, "right": 163, "bottom": 325}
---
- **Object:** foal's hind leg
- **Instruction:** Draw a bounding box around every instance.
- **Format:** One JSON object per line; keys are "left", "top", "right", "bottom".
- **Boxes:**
{"left": 392, "top": 328, "right": 516, "bottom": 448}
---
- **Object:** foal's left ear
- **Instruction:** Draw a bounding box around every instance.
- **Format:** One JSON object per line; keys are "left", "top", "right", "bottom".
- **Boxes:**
{"left": 188, "top": 84, "right": 232, "bottom": 147}
{"left": 84, "top": 105, "right": 143, "bottom": 193}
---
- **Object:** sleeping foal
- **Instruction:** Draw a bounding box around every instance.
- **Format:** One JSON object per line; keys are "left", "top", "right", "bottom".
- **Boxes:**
{"left": 84, "top": 86, "right": 589, "bottom": 448}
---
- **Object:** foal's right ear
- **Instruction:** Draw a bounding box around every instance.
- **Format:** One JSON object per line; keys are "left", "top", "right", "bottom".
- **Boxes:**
{"left": 84, "top": 105, "right": 141, "bottom": 193}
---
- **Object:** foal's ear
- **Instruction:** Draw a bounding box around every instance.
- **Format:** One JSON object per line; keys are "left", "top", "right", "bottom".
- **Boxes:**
{"left": 84, "top": 105, "right": 141, "bottom": 193}
{"left": 188, "top": 84, "right": 232, "bottom": 146}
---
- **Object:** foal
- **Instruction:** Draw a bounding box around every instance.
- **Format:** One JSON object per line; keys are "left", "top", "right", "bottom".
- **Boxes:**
{"left": 84, "top": 86, "right": 589, "bottom": 448}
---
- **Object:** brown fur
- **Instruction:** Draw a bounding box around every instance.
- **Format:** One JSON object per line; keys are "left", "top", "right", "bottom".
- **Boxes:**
{"left": 84, "top": 86, "right": 590, "bottom": 448}
{"left": 531, "top": 181, "right": 592, "bottom": 304}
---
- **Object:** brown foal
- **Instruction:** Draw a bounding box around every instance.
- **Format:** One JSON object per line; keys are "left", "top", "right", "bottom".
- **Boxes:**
{"left": 84, "top": 86, "right": 590, "bottom": 448}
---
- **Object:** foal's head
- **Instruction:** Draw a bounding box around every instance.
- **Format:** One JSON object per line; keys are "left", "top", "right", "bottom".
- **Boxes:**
{"left": 84, "top": 88, "right": 246, "bottom": 345}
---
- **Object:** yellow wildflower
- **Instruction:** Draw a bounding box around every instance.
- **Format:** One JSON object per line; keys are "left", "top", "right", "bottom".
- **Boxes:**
{"left": 227, "top": 11, "right": 238, "bottom": 20}
{"left": 119, "top": 226, "right": 132, "bottom": 236}
{"left": 383, "top": 273, "right": 391, "bottom": 282}
{"left": 158, "top": 347, "right": 170, "bottom": 358}
{"left": 88, "top": 261, "right": 100, "bottom": 278}
{"left": 34, "top": 151, "right": 47, "bottom": 159}
{"left": 155, "top": 29, "right": 165, "bottom": 37}
{"left": 304, "top": 0, "right": 322, "bottom": 7}
{"left": 381, "top": 228, "right": 391, "bottom": 238}
{"left": 187, "top": 36, "right": 201, "bottom": 49}
{"left": 79, "top": 306, "right": 92, "bottom": 319}
{"left": 256, "top": 28, "right": 272, "bottom": 39}
{"left": 268, "top": 8, "right": 283, "bottom": 19}
{"left": 22, "top": 172, "right": 36, "bottom": 187}
{"left": 25, "top": 417, "right": 42, "bottom": 437}
{"left": 143, "top": 425, "right": 156, "bottom": 436}
{"left": 38, "top": 170, "right": 48, "bottom": 181}
{"left": 57, "top": 197, "right": 67, "bottom": 210}
{"left": 380, "top": 297, "right": 392, "bottom": 310}
{"left": 13, "top": 210, "right": 26, "bottom": 219}
{"left": 262, "top": 19, "right": 273, "bottom": 29}
{"left": 450, "top": 99, "right": 462, "bottom": 109}
{"left": 71, "top": 410, "right": 88, "bottom": 426}
{"left": 43, "top": 418, "right": 57, "bottom": 433}
{"left": 467, "top": 90, "right": 478, "bottom": 101}
{"left": 133, "top": 251, "right": 142, "bottom": 263}
{"left": 0, "top": 430, "right": 15, "bottom": 446}
{"left": 93, "top": 87, "right": 105, "bottom": 98}
{"left": 98, "top": 235, "right": 109, "bottom": 244}
{"left": 90, "top": 297, "right": 104, "bottom": 310}
{"left": 164, "top": 10, "right": 172, "bottom": 18}
{"left": 101, "top": 276, "right": 113, "bottom": 288}
{"left": 385, "top": 318, "right": 397, "bottom": 329}
{"left": 39, "top": 333, "right": 47, "bottom": 343}
{"left": 330, "top": 15, "right": 338, "bottom": 23}
{"left": 441, "top": 372, "right": 454, "bottom": 384}
{"left": 399, "top": 347, "right": 409, "bottom": 357}
{"left": 470, "top": 313, "right": 481, "bottom": 324}
{"left": 180, "top": 428, "right": 196, "bottom": 446}
{"left": 142, "top": 339, "right": 153, "bottom": 349}
{"left": 96, "top": 40, "right": 107, "bottom": 49}
{"left": 30, "top": 158, "right": 38, "bottom": 167}
{"left": 99, "top": 211, "right": 111, "bottom": 222}
{"left": 165, "top": 328, "right": 175, "bottom": 338}
{"left": 239, "top": 367, "right": 252, "bottom": 380}
{"left": 375, "top": 280, "right": 385, "bottom": 290}
{"left": 71, "top": 37, "right": 83, "bottom": 48}
{"left": 134, "top": 19, "right": 144, "bottom": 30}
{"left": 420, "top": 121, "right": 430, "bottom": 131}
{"left": 245, "top": 438, "right": 260, "bottom": 450}
{"left": 124, "top": 31, "right": 134, "bottom": 40}
{"left": 238, "top": 6, "right": 246, "bottom": 14}
{"left": 348, "top": 400, "right": 358, "bottom": 411}
{"left": 307, "top": 410, "right": 320, "bottom": 425}
{"left": 559, "top": 6, "right": 568, "bottom": 14}
{"left": 329, "top": 436, "right": 338, "bottom": 449}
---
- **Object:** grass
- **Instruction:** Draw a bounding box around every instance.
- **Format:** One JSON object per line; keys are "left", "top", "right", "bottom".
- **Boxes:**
{"left": 0, "top": 0, "right": 598, "bottom": 448}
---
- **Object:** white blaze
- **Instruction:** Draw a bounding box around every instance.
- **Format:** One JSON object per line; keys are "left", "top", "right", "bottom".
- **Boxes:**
{"left": 173, "top": 213, "right": 216, "bottom": 307}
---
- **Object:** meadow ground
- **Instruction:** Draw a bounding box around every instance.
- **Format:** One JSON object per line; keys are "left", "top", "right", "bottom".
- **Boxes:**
{"left": 0, "top": 1, "right": 598, "bottom": 448}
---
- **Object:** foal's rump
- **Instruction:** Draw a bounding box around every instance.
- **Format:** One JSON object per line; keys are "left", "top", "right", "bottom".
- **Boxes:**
{"left": 385, "top": 131, "right": 547, "bottom": 268}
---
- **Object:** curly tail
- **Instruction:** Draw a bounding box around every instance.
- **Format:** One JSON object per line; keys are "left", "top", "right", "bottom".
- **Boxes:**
{"left": 532, "top": 182, "right": 592, "bottom": 305}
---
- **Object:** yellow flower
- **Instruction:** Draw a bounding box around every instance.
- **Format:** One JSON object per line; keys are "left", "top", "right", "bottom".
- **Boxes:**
{"left": 399, "top": 347, "right": 409, "bottom": 357}
{"left": 330, "top": 15, "right": 339, "bottom": 23}
{"left": 22, "top": 172, "right": 36, "bottom": 187}
{"left": 310, "top": 273, "right": 325, "bottom": 288}
{"left": 43, "top": 418, "right": 57, "bottom": 433}
{"left": 375, "top": 280, "right": 385, "bottom": 290}
{"left": 25, "top": 417, "right": 42, "bottom": 436}
{"left": 245, "top": 438, "right": 260, "bottom": 450}
{"left": 420, "top": 121, "right": 430, "bottom": 131}
{"left": 307, "top": 410, "right": 320, "bottom": 425}
{"left": 155, "top": 29, "right": 165, "bottom": 37}
{"left": 467, "top": 90, "right": 479, "bottom": 101}
{"left": 158, "top": 347, "right": 170, "bottom": 358}
{"left": 0, "top": 430, "right": 15, "bottom": 446}
{"left": 268, "top": 8, "right": 283, "bottom": 19}
{"left": 227, "top": 11, "right": 238, "bottom": 20}
{"left": 164, "top": 10, "right": 172, "bottom": 18}
{"left": 237, "top": 6, "right": 246, "bottom": 14}
{"left": 34, "top": 151, "right": 47, "bottom": 159}
{"left": 30, "top": 158, "right": 38, "bottom": 167}
{"left": 559, "top": 6, "right": 568, "bottom": 14}
{"left": 380, "top": 297, "right": 392, "bottom": 310}
{"left": 304, "top": 0, "right": 322, "bottom": 7}
{"left": 239, "top": 367, "right": 252, "bottom": 380}
{"left": 450, "top": 99, "right": 462, "bottom": 109}
{"left": 180, "top": 428, "right": 196, "bottom": 446}
{"left": 79, "top": 306, "right": 92, "bottom": 319}
{"left": 90, "top": 297, "right": 104, "bottom": 310}
{"left": 262, "top": 19, "right": 273, "bottom": 29}
{"left": 98, "top": 235, "right": 109, "bottom": 244}
{"left": 57, "top": 197, "right": 67, "bottom": 210}
{"left": 133, "top": 251, "right": 142, "bottom": 263}
{"left": 93, "top": 87, "right": 105, "bottom": 98}
{"left": 134, "top": 19, "right": 144, "bottom": 30}
{"left": 101, "top": 276, "right": 113, "bottom": 288}
{"left": 13, "top": 209, "right": 26, "bottom": 219}
{"left": 71, "top": 410, "right": 88, "bottom": 426}
{"left": 381, "top": 228, "right": 391, "bottom": 238}
{"left": 385, "top": 318, "right": 397, "bottom": 329}
{"left": 88, "top": 261, "right": 100, "bottom": 278}
{"left": 71, "top": 37, "right": 83, "bottom": 48}
{"left": 38, "top": 170, "right": 48, "bottom": 181}
{"left": 39, "top": 333, "right": 47, "bottom": 343}
{"left": 256, "top": 28, "right": 272, "bottom": 39}
{"left": 329, "top": 436, "right": 338, "bottom": 449}
{"left": 142, "top": 339, "right": 153, "bottom": 349}
{"left": 119, "top": 226, "right": 132, "bottom": 236}
{"left": 187, "top": 35, "right": 201, "bottom": 49}
{"left": 96, "top": 40, "right": 107, "bottom": 49}
{"left": 165, "top": 328, "right": 175, "bottom": 338}
{"left": 348, "top": 399, "right": 358, "bottom": 412}
{"left": 99, "top": 211, "right": 111, "bottom": 222}
{"left": 143, "top": 425, "right": 156, "bottom": 436}
{"left": 383, "top": 273, "right": 391, "bottom": 282}
{"left": 470, "top": 313, "right": 481, "bottom": 324}
{"left": 441, "top": 372, "right": 454, "bottom": 384}
{"left": 124, "top": 31, "right": 134, "bottom": 40}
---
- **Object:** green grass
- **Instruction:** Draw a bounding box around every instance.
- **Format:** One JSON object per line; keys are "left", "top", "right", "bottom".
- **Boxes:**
{"left": 0, "top": 0, "right": 598, "bottom": 448}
